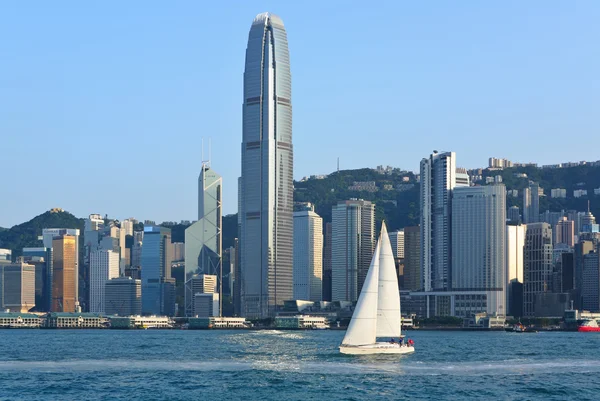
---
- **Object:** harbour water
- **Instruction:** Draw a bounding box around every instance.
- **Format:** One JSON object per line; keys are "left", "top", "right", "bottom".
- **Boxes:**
{"left": 2, "top": 330, "right": 600, "bottom": 400}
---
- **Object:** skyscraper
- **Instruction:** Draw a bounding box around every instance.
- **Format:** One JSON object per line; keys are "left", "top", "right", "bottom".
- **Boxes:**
{"left": 555, "top": 217, "right": 575, "bottom": 247}
{"left": 51, "top": 235, "right": 77, "bottom": 312}
{"left": 331, "top": 200, "right": 375, "bottom": 302}
{"left": 89, "top": 249, "right": 120, "bottom": 313}
{"left": 105, "top": 277, "right": 141, "bottom": 316}
{"left": 141, "top": 226, "right": 174, "bottom": 316}
{"left": 240, "top": 12, "right": 293, "bottom": 318}
{"left": 523, "top": 223, "right": 553, "bottom": 316}
{"left": 185, "top": 163, "right": 222, "bottom": 317}
{"left": 22, "top": 247, "right": 53, "bottom": 312}
{"left": 293, "top": 204, "right": 323, "bottom": 301}
{"left": 388, "top": 230, "right": 405, "bottom": 289}
{"left": 506, "top": 224, "right": 525, "bottom": 317}
{"left": 43, "top": 228, "right": 80, "bottom": 310}
{"left": 322, "top": 222, "right": 333, "bottom": 301}
{"left": 452, "top": 185, "right": 507, "bottom": 316}
{"left": 508, "top": 206, "right": 520, "bottom": 224}
{"left": 1, "top": 261, "right": 35, "bottom": 312}
{"left": 420, "top": 151, "right": 464, "bottom": 291}
{"left": 403, "top": 226, "right": 421, "bottom": 291}
{"left": 523, "top": 182, "right": 540, "bottom": 224}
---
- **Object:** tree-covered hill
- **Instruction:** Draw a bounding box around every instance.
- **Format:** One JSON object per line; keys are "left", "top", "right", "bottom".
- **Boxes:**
{"left": 0, "top": 209, "right": 84, "bottom": 259}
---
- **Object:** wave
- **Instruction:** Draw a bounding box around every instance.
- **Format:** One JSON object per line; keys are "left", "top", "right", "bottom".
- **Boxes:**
{"left": 3, "top": 359, "right": 600, "bottom": 376}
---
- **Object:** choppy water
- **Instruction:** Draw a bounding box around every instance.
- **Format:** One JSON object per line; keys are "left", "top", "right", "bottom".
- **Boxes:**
{"left": 1, "top": 329, "right": 599, "bottom": 400}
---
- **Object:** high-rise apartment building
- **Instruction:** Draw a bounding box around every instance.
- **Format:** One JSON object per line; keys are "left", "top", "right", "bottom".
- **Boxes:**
{"left": 1, "top": 261, "right": 35, "bottom": 312}
{"left": 331, "top": 200, "right": 375, "bottom": 302}
{"left": 403, "top": 226, "right": 421, "bottom": 291}
{"left": 523, "top": 183, "right": 540, "bottom": 224}
{"left": 452, "top": 185, "right": 506, "bottom": 315}
{"left": 141, "top": 226, "right": 174, "bottom": 316}
{"left": 185, "top": 163, "right": 222, "bottom": 317}
{"left": 293, "top": 204, "right": 323, "bottom": 301}
{"left": 43, "top": 228, "right": 79, "bottom": 310}
{"left": 389, "top": 230, "right": 405, "bottom": 289}
{"left": 240, "top": 12, "right": 293, "bottom": 318}
{"left": 506, "top": 225, "right": 525, "bottom": 317}
{"left": 89, "top": 250, "right": 120, "bottom": 313}
{"left": 22, "top": 247, "right": 53, "bottom": 312}
{"left": 523, "top": 223, "right": 553, "bottom": 316}
{"left": 105, "top": 277, "right": 141, "bottom": 316}
{"left": 51, "top": 235, "right": 78, "bottom": 312}
{"left": 420, "top": 151, "right": 465, "bottom": 291}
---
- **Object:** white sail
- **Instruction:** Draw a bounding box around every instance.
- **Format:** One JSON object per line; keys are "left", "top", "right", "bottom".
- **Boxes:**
{"left": 341, "top": 240, "right": 381, "bottom": 346}
{"left": 376, "top": 222, "right": 402, "bottom": 338}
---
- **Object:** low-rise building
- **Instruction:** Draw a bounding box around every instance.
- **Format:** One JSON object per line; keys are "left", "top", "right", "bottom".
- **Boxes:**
{"left": 274, "top": 315, "right": 330, "bottom": 329}
{"left": 463, "top": 313, "right": 505, "bottom": 329}
{"left": 109, "top": 315, "right": 174, "bottom": 329}
{"left": 551, "top": 188, "right": 567, "bottom": 199}
{"left": 0, "top": 312, "right": 41, "bottom": 328}
{"left": 45, "top": 312, "right": 108, "bottom": 328}
{"left": 188, "top": 316, "right": 250, "bottom": 329}
{"left": 574, "top": 189, "right": 588, "bottom": 198}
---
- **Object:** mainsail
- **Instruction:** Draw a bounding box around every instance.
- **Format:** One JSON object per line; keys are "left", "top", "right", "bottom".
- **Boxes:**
{"left": 341, "top": 240, "right": 381, "bottom": 346}
{"left": 376, "top": 222, "right": 402, "bottom": 338}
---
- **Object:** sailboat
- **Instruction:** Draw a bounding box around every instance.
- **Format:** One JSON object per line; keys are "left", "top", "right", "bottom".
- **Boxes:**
{"left": 339, "top": 222, "right": 415, "bottom": 355}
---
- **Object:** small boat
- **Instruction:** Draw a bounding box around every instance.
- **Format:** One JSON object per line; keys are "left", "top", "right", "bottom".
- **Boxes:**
{"left": 339, "top": 223, "right": 415, "bottom": 355}
{"left": 578, "top": 319, "right": 600, "bottom": 332}
{"left": 513, "top": 323, "right": 537, "bottom": 333}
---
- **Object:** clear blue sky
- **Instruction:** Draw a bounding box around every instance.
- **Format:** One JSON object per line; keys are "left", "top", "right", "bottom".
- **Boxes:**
{"left": 1, "top": 1, "right": 599, "bottom": 228}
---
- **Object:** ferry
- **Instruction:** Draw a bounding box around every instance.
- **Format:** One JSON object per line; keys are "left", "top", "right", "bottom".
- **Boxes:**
{"left": 578, "top": 319, "right": 600, "bottom": 332}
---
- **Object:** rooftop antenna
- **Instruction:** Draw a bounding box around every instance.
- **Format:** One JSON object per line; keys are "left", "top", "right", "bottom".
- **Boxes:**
{"left": 201, "top": 137, "right": 211, "bottom": 169}
{"left": 337, "top": 157, "right": 340, "bottom": 173}
{"left": 588, "top": 200, "right": 591, "bottom": 213}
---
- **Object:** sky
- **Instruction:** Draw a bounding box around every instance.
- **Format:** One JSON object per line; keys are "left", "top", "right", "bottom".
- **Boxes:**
{"left": 1, "top": 1, "right": 599, "bottom": 228}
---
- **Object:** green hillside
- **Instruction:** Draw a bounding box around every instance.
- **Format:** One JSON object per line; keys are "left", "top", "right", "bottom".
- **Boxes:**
{"left": 0, "top": 209, "right": 85, "bottom": 259}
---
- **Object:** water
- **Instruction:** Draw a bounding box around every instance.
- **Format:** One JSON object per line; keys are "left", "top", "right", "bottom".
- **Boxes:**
{"left": 1, "top": 330, "right": 599, "bottom": 400}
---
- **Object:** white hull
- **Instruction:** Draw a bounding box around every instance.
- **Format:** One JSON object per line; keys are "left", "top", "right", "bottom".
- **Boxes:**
{"left": 339, "top": 342, "right": 415, "bottom": 355}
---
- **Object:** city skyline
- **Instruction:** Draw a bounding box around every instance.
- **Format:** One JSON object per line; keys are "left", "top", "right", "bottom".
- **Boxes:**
{"left": 2, "top": 2, "right": 600, "bottom": 227}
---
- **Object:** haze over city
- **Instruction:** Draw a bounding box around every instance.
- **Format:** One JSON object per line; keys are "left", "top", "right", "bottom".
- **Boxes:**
{"left": 1, "top": 1, "right": 599, "bottom": 227}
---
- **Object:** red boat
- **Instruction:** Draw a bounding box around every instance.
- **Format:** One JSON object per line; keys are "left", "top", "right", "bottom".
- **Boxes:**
{"left": 578, "top": 319, "right": 600, "bottom": 332}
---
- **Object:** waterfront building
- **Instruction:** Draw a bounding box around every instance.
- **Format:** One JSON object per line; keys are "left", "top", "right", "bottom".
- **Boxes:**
{"left": 45, "top": 312, "right": 108, "bottom": 328}
{"left": 0, "top": 312, "right": 41, "bottom": 328}
{"left": 582, "top": 251, "right": 600, "bottom": 312}
{"left": 274, "top": 315, "right": 330, "bottom": 329}
{"left": 523, "top": 223, "right": 553, "bottom": 316}
{"left": 452, "top": 185, "right": 506, "bottom": 316}
{"left": 51, "top": 235, "right": 78, "bottom": 312}
{"left": 506, "top": 225, "right": 525, "bottom": 317}
{"left": 522, "top": 183, "right": 540, "bottom": 224}
{"left": 331, "top": 199, "right": 375, "bottom": 302}
{"left": 105, "top": 277, "right": 141, "bottom": 316}
{"left": 1, "top": 262, "right": 35, "bottom": 312}
{"left": 193, "top": 293, "right": 220, "bottom": 317}
{"left": 89, "top": 250, "right": 119, "bottom": 313}
{"left": 403, "top": 226, "right": 421, "bottom": 291}
{"left": 420, "top": 151, "right": 465, "bottom": 292}
{"left": 43, "top": 228, "right": 80, "bottom": 310}
{"left": 141, "top": 226, "right": 174, "bottom": 316}
{"left": 293, "top": 204, "right": 323, "bottom": 302}
{"left": 185, "top": 163, "right": 222, "bottom": 317}
{"left": 188, "top": 316, "right": 249, "bottom": 329}
{"left": 22, "top": 247, "right": 53, "bottom": 312}
{"left": 109, "top": 315, "right": 173, "bottom": 329}
{"left": 240, "top": 12, "right": 294, "bottom": 318}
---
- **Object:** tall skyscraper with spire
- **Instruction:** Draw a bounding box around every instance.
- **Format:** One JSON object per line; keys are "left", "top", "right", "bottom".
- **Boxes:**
{"left": 240, "top": 12, "right": 293, "bottom": 318}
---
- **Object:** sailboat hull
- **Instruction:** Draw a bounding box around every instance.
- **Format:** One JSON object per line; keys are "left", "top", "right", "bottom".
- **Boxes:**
{"left": 339, "top": 343, "right": 415, "bottom": 355}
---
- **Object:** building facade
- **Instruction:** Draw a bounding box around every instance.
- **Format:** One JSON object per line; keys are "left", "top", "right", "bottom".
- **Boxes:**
{"left": 523, "top": 223, "right": 553, "bottom": 316}
{"left": 555, "top": 217, "right": 575, "bottom": 247}
{"left": 240, "top": 13, "right": 294, "bottom": 318}
{"left": 293, "top": 205, "right": 323, "bottom": 301}
{"left": 51, "top": 235, "right": 78, "bottom": 312}
{"left": 22, "top": 247, "right": 53, "bottom": 312}
{"left": 403, "top": 225, "right": 421, "bottom": 291}
{"left": 1, "top": 262, "right": 35, "bottom": 312}
{"left": 506, "top": 224, "right": 525, "bottom": 317}
{"left": 43, "top": 228, "right": 80, "bottom": 310}
{"left": 185, "top": 163, "right": 222, "bottom": 317}
{"left": 89, "top": 250, "right": 120, "bottom": 313}
{"left": 331, "top": 200, "right": 375, "bottom": 302}
{"left": 141, "top": 226, "right": 174, "bottom": 316}
{"left": 105, "top": 277, "right": 142, "bottom": 316}
{"left": 452, "top": 185, "right": 506, "bottom": 316}
{"left": 523, "top": 183, "right": 540, "bottom": 224}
